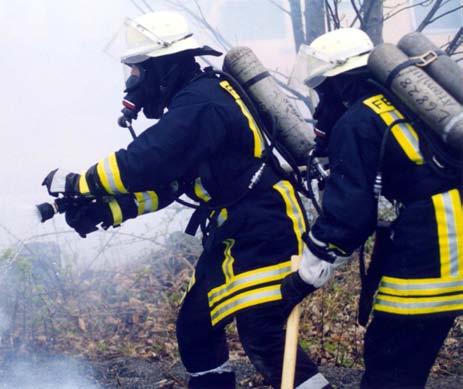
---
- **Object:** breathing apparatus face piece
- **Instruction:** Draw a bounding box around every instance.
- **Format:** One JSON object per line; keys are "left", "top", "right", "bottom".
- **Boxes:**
{"left": 312, "top": 78, "right": 349, "bottom": 149}
{"left": 121, "top": 59, "right": 164, "bottom": 121}
{"left": 313, "top": 68, "right": 371, "bottom": 149}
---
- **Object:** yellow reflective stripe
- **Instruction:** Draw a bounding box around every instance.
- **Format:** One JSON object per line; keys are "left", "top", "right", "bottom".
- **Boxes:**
{"left": 222, "top": 239, "right": 235, "bottom": 283}
{"left": 187, "top": 271, "right": 196, "bottom": 292}
{"left": 219, "top": 80, "right": 264, "bottom": 158}
{"left": 96, "top": 161, "right": 112, "bottom": 194}
{"left": 381, "top": 111, "right": 424, "bottom": 164}
{"left": 363, "top": 94, "right": 395, "bottom": 114}
{"left": 108, "top": 153, "right": 128, "bottom": 193}
{"left": 450, "top": 189, "right": 463, "bottom": 276}
{"left": 217, "top": 208, "right": 228, "bottom": 227}
{"left": 194, "top": 177, "right": 211, "bottom": 202}
{"left": 272, "top": 181, "right": 306, "bottom": 254}
{"left": 78, "top": 174, "right": 90, "bottom": 195}
{"left": 96, "top": 153, "right": 128, "bottom": 195}
{"left": 433, "top": 192, "right": 453, "bottom": 277}
{"left": 208, "top": 260, "right": 291, "bottom": 307}
{"left": 135, "top": 192, "right": 145, "bottom": 215}
{"left": 374, "top": 293, "right": 463, "bottom": 315}
{"left": 134, "top": 191, "right": 159, "bottom": 215}
{"left": 364, "top": 94, "right": 423, "bottom": 164}
{"left": 379, "top": 276, "right": 463, "bottom": 297}
{"left": 108, "top": 199, "right": 123, "bottom": 226}
{"left": 210, "top": 284, "right": 282, "bottom": 326}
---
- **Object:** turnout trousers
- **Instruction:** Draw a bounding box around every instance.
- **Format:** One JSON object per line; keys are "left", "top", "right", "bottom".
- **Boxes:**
{"left": 361, "top": 315, "right": 455, "bottom": 388}
{"left": 176, "top": 181, "right": 327, "bottom": 388}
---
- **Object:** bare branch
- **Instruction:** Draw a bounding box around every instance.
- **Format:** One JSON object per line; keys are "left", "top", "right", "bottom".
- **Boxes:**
{"left": 161, "top": 0, "right": 231, "bottom": 50}
{"left": 350, "top": 0, "right": 364, "bottom": 27}
{"left": 140, "top": 0, "right": 153, "bottom": 11}
{"left": 447, "top": 27, "right": 463, "bottom": 55}
{"left": 383, "top": 0, "right": 433, "bottom": 22}
{"left": 129, "top": 0, "right": 147, "bottom": 14}
{"left": 267, "top": 0, "right": 290, "bottom": 14}
{"left": 427, "top": 5, "right": 463, "bottom": 25}
{"left": 416, "top": 0, "right": 445, "bottom": 32}
{"left": 325, "top": 0, "right": 340, "bottom": 29}
{"left": 270, "top": 70, "right": 315, "bottom": 113}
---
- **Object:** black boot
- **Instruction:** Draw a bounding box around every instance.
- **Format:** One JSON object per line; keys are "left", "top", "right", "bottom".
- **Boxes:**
{"left": 188, "top": 371, "right": 235, "bottom": 389}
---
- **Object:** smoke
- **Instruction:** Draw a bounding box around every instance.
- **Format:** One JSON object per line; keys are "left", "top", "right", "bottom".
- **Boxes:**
{"left": 0, "top": 355, "right": 101, "bottom": 389}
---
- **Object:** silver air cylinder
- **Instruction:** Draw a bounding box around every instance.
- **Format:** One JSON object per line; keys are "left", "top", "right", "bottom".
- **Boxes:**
{"left": 368, "top": 43, "right": 463, "bottom": 153}
{"left": 223, "top": 47, "right": 314, "bottom": 164}
{"left": 398, "top": 32, "right": 463, "bottom": 104}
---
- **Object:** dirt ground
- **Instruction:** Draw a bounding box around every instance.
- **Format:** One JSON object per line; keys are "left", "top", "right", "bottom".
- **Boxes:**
{"left": 92, "top": 357, "right": 463, "bottom": 388}
{"left": 92, "top": 356, "right": 463, "bottom": 388}
{"left": 1, "top": 353, "right": 461, "bottom": 388}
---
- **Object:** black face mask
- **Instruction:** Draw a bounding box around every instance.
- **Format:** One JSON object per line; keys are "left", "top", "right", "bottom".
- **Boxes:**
{"left": 120, "top": 62, "right": 164, "bottom": 122}
{"left": 313, "top": 80, "right": 348, "bottom": 140}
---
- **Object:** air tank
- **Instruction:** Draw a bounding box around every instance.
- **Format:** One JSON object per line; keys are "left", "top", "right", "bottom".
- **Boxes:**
{"left": 368, "top": 43, "right": 463, "bottom": 153}
{"left": 223, "top": 47, "right": 314, "bottom": 164}
{"left": 398, "top": 32, "right": 463, "bottom": 104}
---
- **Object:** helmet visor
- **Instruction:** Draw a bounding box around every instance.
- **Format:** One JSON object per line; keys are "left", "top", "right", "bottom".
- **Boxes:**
{"left": 105, "top": 17, "right": 193, "bottom": 65}
{"left": 289, "top": 45, "right": 343, "bottom": 90}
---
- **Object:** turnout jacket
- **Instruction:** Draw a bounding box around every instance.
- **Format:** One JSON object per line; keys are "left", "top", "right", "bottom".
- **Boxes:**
{"left": 312, "top": 91, "right": 463, "bottom": 317}
{"left": 78, "top": 72, "right": 307, "bottom": 325}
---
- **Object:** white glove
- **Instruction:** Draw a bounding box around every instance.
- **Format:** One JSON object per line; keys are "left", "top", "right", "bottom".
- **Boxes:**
{"left": 298, "top": 246, "right": 334, "bottom": 288}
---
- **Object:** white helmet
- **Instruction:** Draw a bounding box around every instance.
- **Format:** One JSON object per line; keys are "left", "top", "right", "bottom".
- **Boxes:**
{"left": 108, "top": 11, "right": 219, "bottom": 65}
{"left": 289, "top": 28, "right": 374, "bottom": 89}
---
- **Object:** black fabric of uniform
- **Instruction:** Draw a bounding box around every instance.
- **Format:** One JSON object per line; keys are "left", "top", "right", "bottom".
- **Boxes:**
{"left": 176, "top": 186, "right": 319, "bottom": 387}
{"left": 311, "top": 82, "right": 460, "bottom": 255}
{"left": 110, "top": 70, "right": 321, "bottom": 384}
{"left": 310, "top": 74, "right": 462, "bottom": 388}
{"left": 361, "top": 315, "right": 455, "bottom": 388}
{"left": 115, "top": 73, "right": 270, "bottom": 207}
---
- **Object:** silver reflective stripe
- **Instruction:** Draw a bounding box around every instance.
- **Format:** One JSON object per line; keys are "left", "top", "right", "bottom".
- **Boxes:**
{"left": 210, "top": 287, "right": 281, "bottom": 323}
{"left": 376, "top": 296, "right": 463, "bottom": 310}
{"left": 102, "top": 157, "right": 120, "bottom": 194}
{"left": 217, "top": 209, "right": 227, "bottom": 227}
{"left": 296, "top": 373, "right": 330, "bottom": 389}
{"left": 274, "top": 181, "right": 306, "bottom": 242}
{"left": 390, "top": 111, "right": 423, "bottom": 159}
{"left": 381, "top": 279, "right": 463, "bottom": 291}
{"left": 50, "top": 169, "right": 70, "bottom": 193}
{"left": 189, "top": 360, "right": 232, "bottom": 376}
{"left": 138, "top": 191, "right": 157, "bottom": 213}
{"left": 208, "top": 264, "right": 291, "bottom": 304}
{"left": 194, "top": 177, "right": 211, "bottom": 202}
{"left": 441, "top": 191, "right": 459, "bottom": 276}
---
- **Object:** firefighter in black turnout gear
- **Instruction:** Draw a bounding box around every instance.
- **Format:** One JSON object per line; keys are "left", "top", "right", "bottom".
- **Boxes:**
{"left": 42, "top": 11, "right": 330, "bottom": 389}
{"left": 283, "top": 28, "right": 463, "bottom": 388}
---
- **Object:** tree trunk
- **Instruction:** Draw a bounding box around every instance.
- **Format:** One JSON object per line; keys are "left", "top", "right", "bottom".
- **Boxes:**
{"left": 289, "top": 0, "right": 305, "bottom": 51}
{"left": 362, "top": 0, "right": 383, "bottom": 45}
{"left": 304, "top": 0, "right": 326, "bottom": 44}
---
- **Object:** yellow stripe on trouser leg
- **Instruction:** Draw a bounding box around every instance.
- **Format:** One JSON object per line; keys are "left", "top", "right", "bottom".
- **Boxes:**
{"left": 210, "top": 285, "right": 282, "bottom": 325}
{"left": 207, "top": 261, "right": 292, "bottom": 307}
{"left": 108, "top": 199, "right": 123, "bottom": 226}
